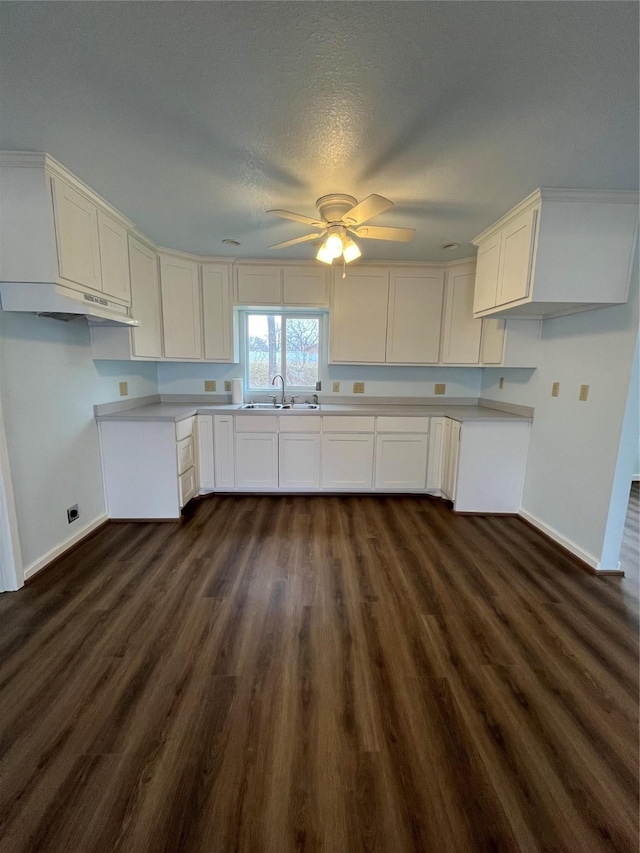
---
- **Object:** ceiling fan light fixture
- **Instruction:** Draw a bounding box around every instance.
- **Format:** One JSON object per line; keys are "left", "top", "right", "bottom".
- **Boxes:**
{"left": 342, "top": 236, "right": 361, "bottom": 263}
{"left": 316, "top": 243, "right": 335, "bottom": 264}
{"left": 324, "top": 230, "right": 344, "bottom": 259}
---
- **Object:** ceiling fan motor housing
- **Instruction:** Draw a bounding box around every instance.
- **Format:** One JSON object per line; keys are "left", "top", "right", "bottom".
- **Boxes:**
{"left": 315, "top": 193, "right": 358, "bottom": 224}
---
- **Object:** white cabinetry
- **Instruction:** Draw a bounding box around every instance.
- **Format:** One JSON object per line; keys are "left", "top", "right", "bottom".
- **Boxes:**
{"left": 213, "top": 415, "right": 235, "bottom": 489}
{"left": 99, "top": 416, "right": 196, "bottom": 520}
{"left": 386, "top": 269, "right": 444, "bottom": 364}
{"left": 441, "top": 263, "right": 482, "bottom": 364}
{"left": 91, "top": 235, "right": 163, "bottom": 360}
{"left": 235, "top": 263, "right": 329, "bottom": 307}
{"left": 374, "top": 417, "right": 429, "bottom": 491}
{"left": 202, "top": 263, "right": 235, "bottom": 361}
{"left": 321, "top": 416, "right": 375, "bottom": 490}
{"left": 441, "top": 418, "right": 461, "bottom": 501}
{"left": 97, "top": 210, "right": 131, "bottom": 302}
{"left": 426, "top": 417, "right": 446, "bottom": 491}
{"left": 472, "top": 189, "right": 639, "bottom": 319}
{"left": 330, "top": 268, "right": 389, "bottom": 363}
{"left": 197, "top": 414, "right": 215, "bottom": 491}
{"left": 51, "top": 176, "right": 103, "bottom": 292}
{"left": 235, "top": 415, "right": 279, "bottom": 490}
{"left": 278, "top": 415, "right": 321, "bottom": 490}
{"left": 160, "top": 253, "right": 202, "bottom": 359}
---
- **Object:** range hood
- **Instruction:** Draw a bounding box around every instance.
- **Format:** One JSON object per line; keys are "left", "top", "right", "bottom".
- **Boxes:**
{"left": 0, "top": 282, "right": 139, "bottom": 326}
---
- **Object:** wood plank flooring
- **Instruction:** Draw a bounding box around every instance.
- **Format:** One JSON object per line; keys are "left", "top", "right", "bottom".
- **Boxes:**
{"left": 0, "top": 492, "right": 638, "bottom": 852}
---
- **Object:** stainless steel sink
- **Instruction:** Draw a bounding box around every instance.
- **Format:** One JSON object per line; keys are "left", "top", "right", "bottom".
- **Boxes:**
{"left": 239, "top": 402, "right": 284, "bottom": 410}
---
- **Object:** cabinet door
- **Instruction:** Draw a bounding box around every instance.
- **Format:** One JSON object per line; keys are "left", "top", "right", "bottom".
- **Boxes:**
{"left": 197, "top": 415, "right": 215, "bottom": 490}
{"left": 442, "top": 419, "right": 461, "bottom": 500}
{"left": 51, "top": 177, "right": 102, "bottom": 291}
{"left": 426, "top": 417, "right": 445, "bottom": 491}
{"left": 236, "top": 265, "right": 281, "bottom": 305}
{"left": 480, "top": 319, "right": 506, "bottom": 364}
{"left": 386, "top": 269, "right": 444, "bottom": 364}
{"left": 202, "top": 264, "right": 233, "bottom": 361}
{"left": 473, "top": 234, "right": 501, "bottom": 313}
{"left": 322, "top": 434, "right": 374, "bottom": 490}
{"left": 283, "top": 267, "right": 329, "bottom": 306}
{"left": 496, "top": 208, "right": 538, "bottom": 307}
{"left": 279, "top": 433, "right": 321, "bottom": 489}
{"left": 97, "top": 211, "right": 131, "bottom": 303}
{"left": 330, "top": 269, "right": 389, "bottom": 363}
{"left": 129, "top": 236, "right": 162, "bottom": 359}
{"left": 213, "top": 415, "right": 235, "bottom": 488}
{"left": 374, "top": 434, "right": 428, "bottom": 490}
{"left": 160, "top": 254, "right": 202, "bottom": 359}
{"left": 441, "top": 268, "right": 482, "bottom": 364}
{"left": 236, "top": 433, "right": 279, "bottom": 489}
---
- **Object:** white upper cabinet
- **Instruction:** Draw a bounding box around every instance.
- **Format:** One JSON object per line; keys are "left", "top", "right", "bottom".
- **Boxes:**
{"left": 235, "top": 263, "right": 329, "bottom": 306}
{"left": 386, "top": 269, "right": 444, "bottom": 364}
{"left": 51, "top": 176, "right": 102, "bottom": 292}
{"left": 480, "top": 319, "right": 506, "bottom": 365}
{"left": 97, "top": 210, "right": 131, "bottom": 302}
{"left": 202, "top": 263, "right": 235, "bottom": 361}
{"left": 472, "top": 189, "right": 639, "bottom": 319}
{"left": 330, "top": 268, "right": 389, "bottom": 363}
{"left": 441, "top": 264, "right": 482, "bottom": 364}
{"left": 160, "top": 253, "right": 202, "bottom": 359}
{"left": 129, "top": 237, "right": 162, "bottom": 358}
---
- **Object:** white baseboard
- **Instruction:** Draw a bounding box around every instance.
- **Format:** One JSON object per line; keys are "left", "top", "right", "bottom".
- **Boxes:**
{"left": 518, "top": 508, "right": 609, "bottom": 572}
{"left": 23, "top": 513, "right": 109, "bottom": 581}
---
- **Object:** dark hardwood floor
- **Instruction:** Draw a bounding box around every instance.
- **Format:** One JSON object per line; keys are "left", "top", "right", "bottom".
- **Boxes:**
{"left": 0, "top": 491, "right": 638, "bottom": 852}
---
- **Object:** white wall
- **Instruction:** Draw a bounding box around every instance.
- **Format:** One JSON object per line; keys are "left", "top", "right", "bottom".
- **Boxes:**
{"left": 0, "top": 311, "right": 158, "bottom": 577}
{"left": 157, "top": 361, "right": 484, "bottom": 400}
{"left": 481, "top": 262, "right": 639, "bottom": 569}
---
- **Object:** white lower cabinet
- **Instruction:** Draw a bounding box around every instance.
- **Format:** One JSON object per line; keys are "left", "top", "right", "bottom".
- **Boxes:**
{"left": 99, "top": 416, "right": 196, "bottom": 520}
{"left": 442, "top": 418, "right": 461, "bottom": 501}
{"left": 279, "top": 433, "right": 321, "bottom": 490}
{"left": 197, "top": 414, "right": 215, "bottom": 490}
{"left": 374, "top": 433, "right": 428, "bottom": 491}
{"left": 322, "top": 434, "right": 375, "bottom": 490}
{"left": 236, "top": 433, "right": 279, "bottom": 489}
{"left": 213, "top": 415, "right": 235, "bottom": 489}
{"left": 426, "top": 417, "right": 446, "bottom": 491}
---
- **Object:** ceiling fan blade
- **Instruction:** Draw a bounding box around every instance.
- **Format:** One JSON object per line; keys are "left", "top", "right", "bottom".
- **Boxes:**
{"left": 351, "top": 225, "right": 416, "bottom": 242}
{"left": 342, "top": 194, "right": 394, "bottom": 226}
{"left": 266, "top": 209, "right": 325, "bottom": 228}
{"left": 269, "top": 232, "right": 324, "bottom": 250}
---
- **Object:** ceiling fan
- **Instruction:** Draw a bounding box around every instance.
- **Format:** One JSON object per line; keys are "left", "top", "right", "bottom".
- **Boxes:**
{"left": 266, "top": 193, "right": 415, "bottom": 267}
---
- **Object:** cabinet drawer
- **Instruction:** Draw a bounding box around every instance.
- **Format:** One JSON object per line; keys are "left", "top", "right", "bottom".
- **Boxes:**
{"left": 179, "top": 466, "right": 196, "bottom": 507}
{"left": 175, "top": 417, "right": 194, "bottom": 441}
{"left": 235, "top": 415, "right": 278, "bottom": 433}
{"left": 322, "top": 416, "right": 375, "bottom": 433}
{"left": 376, "top": 417, "right": 430, "bottom": 434}
{"left": 177, "top": 436, "right": 195, "bottom": 475}
{"left": 278, "top": 415, "right": 321, "bottom": 433}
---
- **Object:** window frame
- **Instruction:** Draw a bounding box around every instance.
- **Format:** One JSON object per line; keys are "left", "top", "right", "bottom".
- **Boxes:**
{"left": 242, "top": 310, "right": 325, "bottom": 396}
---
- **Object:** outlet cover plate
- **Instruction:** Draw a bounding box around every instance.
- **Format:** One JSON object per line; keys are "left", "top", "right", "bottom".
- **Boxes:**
{"left": 353, "top": 382, "right": 365, "bottom": 394}
{"left": 204, "top": 380, "right": 216, "bottom": 392}
{"left": 434, "top": 383, "right": 446, "bottom": 395}
{"left": 224, "top": 381, "right": 232, "bottom": 392}
{"left": 579, "top": 384, "right": 589, "bottom": 401}
{"left": 119, "top": 381, "right": 128, "bottom": 397}
{"left": 332, "top": 381, "right": 340, "bottom": 393}
{"left": 552, "top": 382, "right": 560, "bottom": 397}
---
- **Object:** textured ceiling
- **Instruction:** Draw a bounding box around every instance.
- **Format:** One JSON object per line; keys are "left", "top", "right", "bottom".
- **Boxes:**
{"left": 1, "top": 2, "right": 638, "bottom": 262}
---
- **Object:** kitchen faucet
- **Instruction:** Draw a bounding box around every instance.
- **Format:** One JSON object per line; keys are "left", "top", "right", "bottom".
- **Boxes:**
{"left": 271, "top": 374, "right": 285, "bottom": 406}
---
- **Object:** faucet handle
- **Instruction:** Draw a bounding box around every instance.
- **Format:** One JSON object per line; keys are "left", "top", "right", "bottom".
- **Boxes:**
{"left": 270, "top": 395, "right": 278, "bottom": 406}
{"left": 289, "top": 395, "right": 299, "bottom": 406}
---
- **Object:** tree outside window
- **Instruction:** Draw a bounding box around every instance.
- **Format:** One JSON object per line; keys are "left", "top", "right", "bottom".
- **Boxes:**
{"left": 246, "top": 314, "right": 320, "bottom": 389}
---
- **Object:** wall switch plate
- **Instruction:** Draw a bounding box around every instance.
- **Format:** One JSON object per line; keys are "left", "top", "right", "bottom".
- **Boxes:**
{"left": 434, "top": 383, "right": 446, "bottom": 395}
{"left": 119, "top": 381, "right": 128, "bottom": 397}
{"left": 579, "top": 384, "right": 589, "bottom": 401}
{"left": 353, "top": 382, "right": 365, "bottom": 394}
{"left": 315, "top": 381, "right": 322, "bottom": 391}
{"left": 499, "top": 377, "right": 505, "bottom": 389}
{"left": 552, "top": 382, "right": 560, "bottom": 397}
{"left": 67, "top": 504, "right": 79, "bottom": 524}
{"left": 333, "top": 381, "right": 340, "bottom": 393}
{"left": 204, "top": 380, "right": 216, "bottom": 392}
{"left": 224, "top": 381, "right": 232, "bottom": 392}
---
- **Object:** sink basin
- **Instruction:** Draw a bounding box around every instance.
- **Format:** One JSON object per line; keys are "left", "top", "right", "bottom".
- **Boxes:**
{"left": 239, "top": 402, "right": 283, "bottom": 410}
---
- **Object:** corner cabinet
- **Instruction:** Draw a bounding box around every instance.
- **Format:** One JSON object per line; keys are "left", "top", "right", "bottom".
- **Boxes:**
{"left": 472, "top": 189, "right": 639, "bottom": 319}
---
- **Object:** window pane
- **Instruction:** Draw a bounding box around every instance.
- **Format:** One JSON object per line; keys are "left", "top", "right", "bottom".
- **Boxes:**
{"left": 285, "top": 317, "right": 319, "bottom": 387}
{"left": 247, "top": 315, "right": 281, "bottom": 388}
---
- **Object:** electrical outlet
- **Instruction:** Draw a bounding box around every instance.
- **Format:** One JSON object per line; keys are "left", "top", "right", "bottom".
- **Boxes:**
{"left": 119, "top": 381, "right": 128, "bottom": 397}
{"left": 204, "top": 380, "right": 216, "bottom": 392}
{"left": 552, "top": 382, "right": 560, "bottom": 397}
{"left": 67, "top": 504, "right": 79, "bottom": 524}
{"left": 434, "top": 383, "right": 446, "bottom": 395}
{"left": 353, "top": 382, "right": 365, "bottom": 394}
{"left": 499, "top": 377, "right": 505, "bottom": 390}
{"left": 579, "top": 384, "right": 589, "bottom": 401}
{"left": 224, "top": 381, "right": 232, "bottom": 392}
{"left": 333, "top": 381, "right": 340, "bottom": 393}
